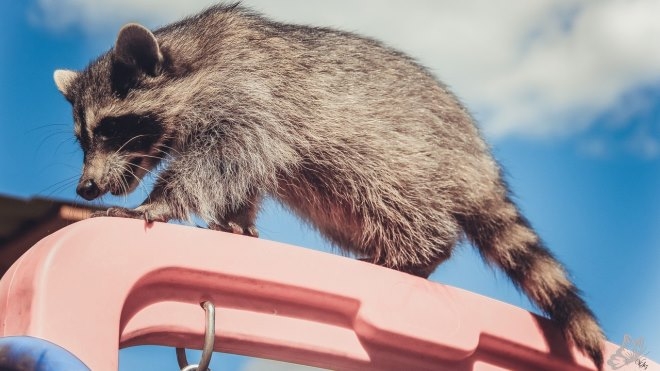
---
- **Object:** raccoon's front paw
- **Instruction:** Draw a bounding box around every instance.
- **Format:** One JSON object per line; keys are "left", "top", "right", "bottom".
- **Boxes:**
{"left": 91, "top": 207, "right": 142, "bottom": 219}
{"left": 91, "top": 206, "right": 170, "bottom": 223}
{"left": 209, "top": 221, "right": 259, "bottom": 238}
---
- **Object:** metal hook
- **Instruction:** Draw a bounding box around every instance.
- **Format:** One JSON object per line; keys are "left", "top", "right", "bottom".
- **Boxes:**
{"left": 176, "top": 301, "right": 216, "bottom": 371}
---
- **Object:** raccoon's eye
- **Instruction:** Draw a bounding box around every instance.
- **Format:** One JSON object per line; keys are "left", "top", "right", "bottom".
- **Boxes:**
{"left": 95, "top": 114, "right": 163, "bottom": 152}
{"left": 96, "top": 121, "right": 120, "bottom": 141}
{"left": 95, "top": 119, "right": 129, "bottom": 151}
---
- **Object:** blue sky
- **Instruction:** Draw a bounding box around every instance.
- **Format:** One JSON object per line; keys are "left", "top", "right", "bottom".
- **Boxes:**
{"left": 1, "top": 1, "right": 659, "bottom": 370}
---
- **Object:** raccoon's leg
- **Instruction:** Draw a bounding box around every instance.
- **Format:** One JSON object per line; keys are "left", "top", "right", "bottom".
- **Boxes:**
{"left": 90, "top": 175, "right": 175, "bottom": 223}
{"left": 354, "top": 209, "right": 459, "bottom": 279}
{"left": 208, "top": 192, "right": 261, "bottom": 237}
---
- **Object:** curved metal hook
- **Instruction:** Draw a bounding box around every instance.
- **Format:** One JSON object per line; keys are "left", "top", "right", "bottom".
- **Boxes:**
{"left": 176, "top": 301, "right": 216, "bottom": 371}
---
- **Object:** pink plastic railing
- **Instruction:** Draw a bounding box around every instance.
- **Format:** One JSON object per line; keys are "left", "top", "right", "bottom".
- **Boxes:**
{"left": 0, "top": 218, "right": 651, "bottom": 370}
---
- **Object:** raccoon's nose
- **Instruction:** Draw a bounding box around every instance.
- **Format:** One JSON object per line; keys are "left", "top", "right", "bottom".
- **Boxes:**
{"left": 77, "top": 179, "right": 100, "bottom": 200}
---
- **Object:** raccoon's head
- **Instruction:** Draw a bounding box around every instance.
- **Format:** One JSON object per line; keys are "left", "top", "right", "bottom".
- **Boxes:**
{"left": 54, "top": 24, "right": 179, "bottom": 201}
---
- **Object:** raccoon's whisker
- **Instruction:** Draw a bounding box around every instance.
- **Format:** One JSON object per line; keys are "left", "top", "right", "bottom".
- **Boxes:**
{"left": 43, "top": 183, "right": 77, "bottom": 200}
{"left": 119, "top": 159, "right": 145, "bottom": 185}
{"left": 94, "top": 192, "right": 109, "bottom": 211}
{"left": 140, "top": 154, "right": 167, "bottom": 162}
{"left": 155, "top": 142, "right": 181, "bottom": 156}
{"left": 107, "top": 160, "right": 128, "bottom": 201}
{"left": 122, "top": 163, "right": 154, "bottom": 203}
{"left": 34, "top": 132, "right": 74, "bottom": 155}
{"left": 40, "top": 174, "right": 79, "bottom": 190}
{"left": 115, "top": 134, "right": 151, "bottom": 154}
{"left": 123, "top": 165, "right": 140, "bottom": 187}
{"left": 53, "top": 137, "right": 79, "bottom": 157}
{"left": 39, "top": 176, "right": 79, "bottom": 198}
{"left": 26, "top": 123, "right": 71, "bottom": 134}
{"left": 40, "top": 162, "right": 80, "bottom": 172}
{"left": 113, "top": 168, "right": 128, "bottom": 205}
{"left": 154, "top": 147, "right": 179, "bottom": 157}
{"left": 158, "top": 146, "right": 178, "bottom": 157}
{"left": 153, "top": 150, "right": 176, "bottom": 163}
{"left": 131, "top": 163, "right": 166, "bottom": 182}
{"left": 118, "top": 167, "right": 131, "bottom": 203}
{"left": 112, "top": 153, "right": 148, "bottom": 199}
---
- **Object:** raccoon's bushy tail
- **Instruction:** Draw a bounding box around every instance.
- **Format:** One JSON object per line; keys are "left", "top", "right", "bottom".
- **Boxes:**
{"left": 457, "top": 193, "right": 604, "bottom": 369}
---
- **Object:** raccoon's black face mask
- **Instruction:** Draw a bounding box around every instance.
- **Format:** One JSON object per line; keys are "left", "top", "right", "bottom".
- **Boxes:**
{"left": 74, "top": 114, "right": 166, "bottom": 200}
{"left": 54, "top": 24, "right": 171, "bottom": 200}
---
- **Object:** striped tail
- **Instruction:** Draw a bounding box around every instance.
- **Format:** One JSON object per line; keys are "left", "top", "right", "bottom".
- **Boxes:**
{"left": 457, "top": 193, "right": 605, "bottom": 369}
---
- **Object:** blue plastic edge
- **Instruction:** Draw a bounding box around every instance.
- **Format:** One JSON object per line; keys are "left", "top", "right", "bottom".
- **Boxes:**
{"left": 0, "top": 336, "right": 90, "bottom": 371}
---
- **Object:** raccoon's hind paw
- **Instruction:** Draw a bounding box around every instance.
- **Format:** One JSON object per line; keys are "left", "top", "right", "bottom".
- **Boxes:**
{"left": 357, "top": 256, "right": 437, "bottom": 278}
{"left": 209, "top": 221, "right": 259, "bottom": 238}
{"left": 91, "top": 206, "right": 170, "bottom": 223}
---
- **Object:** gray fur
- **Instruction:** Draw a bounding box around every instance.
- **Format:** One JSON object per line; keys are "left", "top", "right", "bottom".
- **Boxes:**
{"left": 54, "top": 4, "right": 604, "bottom": 368}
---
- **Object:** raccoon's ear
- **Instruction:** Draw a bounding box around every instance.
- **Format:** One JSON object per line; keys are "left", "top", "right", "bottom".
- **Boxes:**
{"left": 53, "top": 69, "right": 79, "bottom": 98}
{"left": 114, "top": 23, "right": 163, "bottom": 76}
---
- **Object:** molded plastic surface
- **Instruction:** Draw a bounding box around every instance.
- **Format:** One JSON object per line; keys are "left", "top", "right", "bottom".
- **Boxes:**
{"left": 0, "top": 218, "right": 654, "bottom": 370}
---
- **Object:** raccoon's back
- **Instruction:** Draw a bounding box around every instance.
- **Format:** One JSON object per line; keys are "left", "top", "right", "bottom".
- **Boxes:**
{"left": 153, "top": 4, "right": 497, "bottom": 207}
{"left": 154, "top": 4, "right": 482, "bottom": 144}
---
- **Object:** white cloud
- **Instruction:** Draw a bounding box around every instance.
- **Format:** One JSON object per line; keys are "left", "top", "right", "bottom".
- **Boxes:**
{"left": 30, "top": 0, "right": 214, "bottom": 32}
{"left": 32, "top": 0, "right": 660, "bottom": 139}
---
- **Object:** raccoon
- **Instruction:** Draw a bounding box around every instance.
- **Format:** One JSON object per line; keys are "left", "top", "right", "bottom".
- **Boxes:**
{"left": 53, "top": 3, "right": 604, "bottom": 368}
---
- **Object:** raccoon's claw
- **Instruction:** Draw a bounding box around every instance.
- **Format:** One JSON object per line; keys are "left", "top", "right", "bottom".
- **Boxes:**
{"left": 245, "top": 225, "right": 259, "bottom": 238}
{"left": 140, "top": 210, "right": 169, "bottom": 223}
{"left": 209, "top": 221, "right": 259, "bottom": 238}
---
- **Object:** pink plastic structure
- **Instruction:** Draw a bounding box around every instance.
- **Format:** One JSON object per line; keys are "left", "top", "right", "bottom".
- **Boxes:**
{"left": 0, "top": 218, "right": 653, "bottom": 370}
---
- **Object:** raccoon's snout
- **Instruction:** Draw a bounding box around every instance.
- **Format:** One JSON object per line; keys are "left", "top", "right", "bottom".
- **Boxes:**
{"left": 77, "top": 179, "right": 101, "bottom": 200}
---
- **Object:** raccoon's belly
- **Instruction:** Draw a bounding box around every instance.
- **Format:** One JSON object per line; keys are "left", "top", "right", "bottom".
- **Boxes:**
{"left": 274, "top": 168, "right": 374, "bottom": 258}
